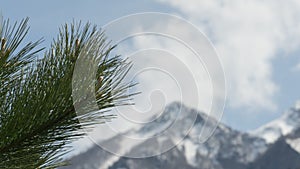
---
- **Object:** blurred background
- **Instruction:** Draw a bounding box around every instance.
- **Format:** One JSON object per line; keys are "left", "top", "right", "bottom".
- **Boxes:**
{"left": 2, "top": 1, "right": 300, "bottom": 169}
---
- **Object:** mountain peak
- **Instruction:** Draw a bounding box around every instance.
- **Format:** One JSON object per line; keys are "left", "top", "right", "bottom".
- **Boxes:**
{"left": 62, "top": 101, "right": 269, "bottom": 169}
{"left": 165, "top": 101, "right": 183, "bottom": 109}
{"left": 252, "top": 102, "right": 300, "bottom": 143}
{"left": 138, "top": 101, "right": 204, "bottom": 136}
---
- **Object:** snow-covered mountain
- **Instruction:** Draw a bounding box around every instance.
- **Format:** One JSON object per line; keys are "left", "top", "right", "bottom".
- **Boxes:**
{"left": 244, "top": 101, "right": 300, "bottom": 169}
{"left": 252, "top": 101, "right": 300, "bottom": 144}
{"left": 61, "top": 102, "right": 269, "bottom": 169}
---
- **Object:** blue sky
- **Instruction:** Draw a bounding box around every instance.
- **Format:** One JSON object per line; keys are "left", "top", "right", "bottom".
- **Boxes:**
{"left": 2, "top": 0, "right": 300, "bottom": 132}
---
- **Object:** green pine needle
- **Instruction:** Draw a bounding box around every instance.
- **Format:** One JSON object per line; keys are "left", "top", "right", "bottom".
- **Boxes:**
{"left": 0, "top": 17, "right": 136, "bottom": 169}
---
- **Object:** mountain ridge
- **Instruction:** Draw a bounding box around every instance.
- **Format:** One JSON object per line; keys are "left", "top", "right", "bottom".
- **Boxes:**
{"left": 62, "top": 101, "right": 271, "bottom": 169}
{"left": 252, "top": 102, "right": 300, "bottom": 144}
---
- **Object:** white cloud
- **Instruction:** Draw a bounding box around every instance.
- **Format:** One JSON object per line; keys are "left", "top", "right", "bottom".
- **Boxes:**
{"left": 156, "top": 0, "right": 300, "bottom": 111}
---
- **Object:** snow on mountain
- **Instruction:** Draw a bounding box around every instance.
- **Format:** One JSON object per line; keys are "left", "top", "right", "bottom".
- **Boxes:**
{"left": 62, "top": 101, "right": 268, "bottom": 169}
{"left": 136, "top": 102, "right": 267, "bottom": 166}
{"left": 296, "top": 100, "right": 300, "bottom": 109}
{"left": 252, "top": 101, "right": 300, "bottom": 143}
{"left": 286, "top": 138, "right": 300, "bottom": 153}
{"left": 284, "top": 126, "right": 300, "bottom": 155}
{"left": 107, "top": 102, "right": 267, "bottom": 169}
{"left": 252, "top": 119, "right": 293, "bottom": 143}
{"left": 248, "top": 138, "right": 300, "bottom": 169}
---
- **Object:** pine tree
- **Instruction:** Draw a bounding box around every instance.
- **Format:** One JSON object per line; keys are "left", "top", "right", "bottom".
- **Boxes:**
{"left": 0, "top": 17, "right": 135, "bottom": 168}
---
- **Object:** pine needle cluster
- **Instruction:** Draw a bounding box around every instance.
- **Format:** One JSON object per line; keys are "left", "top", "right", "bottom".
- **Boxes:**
{"left": 0, "top": 17, "right": 135, "bottom": 168}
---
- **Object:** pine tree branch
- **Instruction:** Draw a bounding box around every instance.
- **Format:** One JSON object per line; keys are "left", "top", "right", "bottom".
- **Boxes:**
{"left": 0, "top": 18, "right": 136, "bottom": 168}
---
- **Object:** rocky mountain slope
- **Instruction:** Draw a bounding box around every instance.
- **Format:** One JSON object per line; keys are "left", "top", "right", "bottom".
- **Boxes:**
{"left": 62, "top": 102, "right": 272, "bottom": 169}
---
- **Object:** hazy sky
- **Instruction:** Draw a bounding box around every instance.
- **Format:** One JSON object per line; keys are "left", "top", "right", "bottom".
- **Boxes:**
{"left": 2, "top": 0, "right": 300, "bottom": 132}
